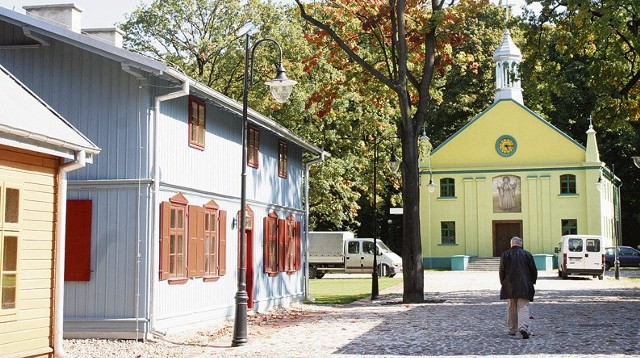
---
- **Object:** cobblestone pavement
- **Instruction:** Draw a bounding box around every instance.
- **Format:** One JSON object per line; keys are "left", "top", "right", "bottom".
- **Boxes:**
{"left": 185, "top": 269, "right": 640, "bottom": 358}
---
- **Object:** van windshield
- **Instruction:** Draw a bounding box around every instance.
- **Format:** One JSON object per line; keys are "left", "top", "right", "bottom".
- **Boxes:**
{"left": 376, "top": 241, "right": 391, "bottom": 253}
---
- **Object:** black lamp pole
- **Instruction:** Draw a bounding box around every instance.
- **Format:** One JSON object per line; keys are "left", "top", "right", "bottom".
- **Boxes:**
{"left": 371, "top": 132, "right": 380, "bottom": 299}
{"left": 232, "top": 23, "right": 296, "bottom": 347}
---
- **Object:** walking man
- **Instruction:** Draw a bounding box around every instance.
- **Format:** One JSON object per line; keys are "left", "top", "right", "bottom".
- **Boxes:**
{"left": 499, "top": 236, "right": 537, "bottom": 339}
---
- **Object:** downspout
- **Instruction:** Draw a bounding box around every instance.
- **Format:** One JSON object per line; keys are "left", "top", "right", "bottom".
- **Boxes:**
{"left": 148, "top": 72, "right": 189, "bottom": 338}
{"left": 303, "top": 152, "right": 325, "bottom": 301}
{"left": 54, "top": 150, "right": 86, "bottom": 358}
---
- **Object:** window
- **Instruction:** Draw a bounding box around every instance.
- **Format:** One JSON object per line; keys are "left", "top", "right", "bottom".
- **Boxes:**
{"left": 441, "top": 221, "right": 456, "bottom": 244}
{"left": 65, "top": 200, "right": 92, "bottom": 281}
{"left": 585, "top": 239, "right": 600, "bottom": 253}
{"left": 188, "top": 200, "right": 227, "bottom": 279}
{"left": 560, "top": 174, "right": 576, "bottom": 194}
{"left": 561, "top": 219, "right": 577, "bottom": 236}
{"left": 282, "top": 214, "right": 301, "bottom": 273}
{"left": 362, "top": 241, "right": 375, "bottom": 255}
{"left": 247, "top": 126, "right": 259, "bottom": 168}
{"left": 264, "top": 212, "right": 301, "bottom": 275}
{"left": 189, "top": 96, "right": 206, "bottom": 149}
{"left": 278, "top": 140, "right": 288, "bottom": 179}
{"left": 440, "top": 178, "right": 455, "bottom": 197}
{"left": 1, "top": 184, "right": 20, "bottom": 311}
{"left": 264, "top": 211, "right": 278, "bottom": 275}
{"left": 160, "top": 193, "right": 188, "bottom": 281}
{"left": 568, "top": 238, "right": 583, "bottom": 252}
{"left": 348, "top": 241, "right": 359, "bottom": 254}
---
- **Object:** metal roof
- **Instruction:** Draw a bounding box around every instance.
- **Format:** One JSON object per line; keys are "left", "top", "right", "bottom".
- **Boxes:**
{"left": 0, "top": 64, "right": 100, "bottom": 160}
{"left": 0, "top": 5, "right": 327, "bottom": 157}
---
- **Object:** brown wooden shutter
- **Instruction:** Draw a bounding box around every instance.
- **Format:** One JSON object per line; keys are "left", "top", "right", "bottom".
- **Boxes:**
{"left": 218, "top": 210, "right": 227, "bottom": 275}
{"left": 188, "top": 206, "right": 205, "bottom": 277}
{"left": 65, "top": 200, "right": 92, "bottom": 281}
{"left": 263, "top": 217, "right": 270, "bottom": 273}
{"left": 277, "top": 219, "right": 286, "bottom": 272}
{"left": 160, "top": 201, "right": 171, "bottom": 280}
{"left": 294, "top": 220, "right": 301, "bottom": 271}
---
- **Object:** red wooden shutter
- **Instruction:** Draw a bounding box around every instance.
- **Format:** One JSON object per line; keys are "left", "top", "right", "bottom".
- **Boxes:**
{"left": 277, "top": 219, "right": 286, "bottom": 272}
{"left": 218, "top": 210, "right": 227, "bottom": 275}
{"left": 188, "top": 206, "right": 205, "bottom": 277}
{"left": 294, "top": 220, "right": 301, "bottom": 271}
{"left": 160, "top": 202, "right": 171, "bottom": 280}
{"left": 65, "top": 200, "right": 92, "bottom": 281}
{"left": 263, "top": 217, "right": 270, "bottom": 273}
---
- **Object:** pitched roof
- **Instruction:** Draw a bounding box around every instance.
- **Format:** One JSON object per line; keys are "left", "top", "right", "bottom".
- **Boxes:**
{"left": 0, "top": 64, "right": 100, "bottom": 160}
{"left": 0, "top": 6, "right": 327, "bottom": 157}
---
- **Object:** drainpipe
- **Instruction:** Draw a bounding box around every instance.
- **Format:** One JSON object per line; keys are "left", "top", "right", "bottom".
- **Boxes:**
{"left": 148, "top": 71, "right": 189, "bottom": 338}
{"left": 54, "top": 150, "right": 86, "bottom": 358}
{"left": 303, "top": 152, "right": 325, "bottom": 301}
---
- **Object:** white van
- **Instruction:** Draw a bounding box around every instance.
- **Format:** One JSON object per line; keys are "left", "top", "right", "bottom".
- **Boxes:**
{"left": 556, "top": 235, "right": 604, "bottom": 280}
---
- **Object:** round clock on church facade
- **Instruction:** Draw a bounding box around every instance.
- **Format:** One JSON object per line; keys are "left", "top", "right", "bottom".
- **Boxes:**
{"left": 496, "top": 135, "right": 517, "bottom": 157}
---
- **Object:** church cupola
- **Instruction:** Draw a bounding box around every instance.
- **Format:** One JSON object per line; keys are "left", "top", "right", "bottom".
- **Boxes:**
{"left": 493, "top": 3, "right": 523, "bottom": 105}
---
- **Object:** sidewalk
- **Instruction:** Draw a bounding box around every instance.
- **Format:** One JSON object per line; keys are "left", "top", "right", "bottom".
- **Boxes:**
{"left": 189, "top": 270, "right": 640, "bottom": 357}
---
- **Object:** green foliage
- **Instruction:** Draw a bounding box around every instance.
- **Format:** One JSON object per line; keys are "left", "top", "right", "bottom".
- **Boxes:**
{"left": 308, "top": 277, "right": 401, "bottom": 304}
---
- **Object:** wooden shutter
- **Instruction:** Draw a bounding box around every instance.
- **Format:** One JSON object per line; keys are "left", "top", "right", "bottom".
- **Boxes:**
{"left": 277, "top": 219, "right": 286, "bottom": 272}
{"left": 263, "top": 217, "right": 270, "bottom": 273}
{"left": 65, "top": 200, "right": 92, "bottom": 281}
{"left": 294, "top": 220, "right": 301, "bottom": 271}
{"left": 159, "top": 202, "right": 171, "bottom": 280}
{"left": 218, "top": 210, "right": 227, "bottom": 275}
{"left": 188, "top": 206, "right": 205, "bottom": 277}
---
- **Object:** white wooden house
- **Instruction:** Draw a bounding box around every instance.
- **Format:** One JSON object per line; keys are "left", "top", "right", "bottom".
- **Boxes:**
{"left": 0, "top": 4, "right": 326, "bottom": 339}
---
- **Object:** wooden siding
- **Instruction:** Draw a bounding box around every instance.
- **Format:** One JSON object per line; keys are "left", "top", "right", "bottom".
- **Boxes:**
{"left": 0, "top": 19, "right": 308, "bottom": 337}
{"left": 0, "top": 145, "right": 57, "bottom": 357}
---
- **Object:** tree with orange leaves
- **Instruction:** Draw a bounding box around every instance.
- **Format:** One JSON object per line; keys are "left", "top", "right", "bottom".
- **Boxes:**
{"left": 294, "top": 0, "right": 486, "bottom": 303}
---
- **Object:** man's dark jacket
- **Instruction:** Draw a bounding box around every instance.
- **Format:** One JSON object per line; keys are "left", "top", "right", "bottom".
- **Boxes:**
{"left": 499, "top": 246, "right": 538, "bottom": 301}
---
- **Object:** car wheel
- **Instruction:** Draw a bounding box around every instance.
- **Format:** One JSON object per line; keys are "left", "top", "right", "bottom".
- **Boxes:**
{"left": 604, "top": 262, "right": 611, "bottom": 271}
{"left": 309, "top": 266, "right": 319, "bottom": 279}
{"left": 598, "top": 274, "right": 603, "bottom": 280}
{"left": 561, "top": 268, "right": 568, "bottom": 279}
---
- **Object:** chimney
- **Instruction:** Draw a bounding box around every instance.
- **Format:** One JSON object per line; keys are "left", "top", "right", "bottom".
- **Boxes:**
{"left": 23, "top": 4, "right": 83, "bottom": 33}
{"left": 83, "top": 28, "right": 124, "bottom": 48}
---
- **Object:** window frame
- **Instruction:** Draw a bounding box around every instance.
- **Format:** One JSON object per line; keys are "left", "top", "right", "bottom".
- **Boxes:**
{"left": 440, "top": 221, "right": 456, "bottom": 245}
{"left": 440, "top": 178, "right": 456, "bottom": 198}
{"left": 188, "top": 96, "right": 206, "bottom": 150}
{"left": 247, "top": 125, "right": 260, "bottom": 168}
{"left": 160, "top": 193, "right": 188, "bottom": 283}
{"left": 561, "top": 219, "right": 577, "bottom": 236}
{"left": 1, "top": 182, "right": 21, "bottom": 315}
{"left": 560, "top": 174, "right": 577, "bottom": 195}
{"left": 263, "top": 211, "right": 278, "bottom": 275}
{"left": 278, "top": 140, "right": 288, "bottom": 179}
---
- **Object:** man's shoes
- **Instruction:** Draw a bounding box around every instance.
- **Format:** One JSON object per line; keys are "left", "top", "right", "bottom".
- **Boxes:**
{"left": 520, "top": 329, "right": 530, "bottom": 339}
{"left": 508, "top": 332, "right": 516, "bottom": 336}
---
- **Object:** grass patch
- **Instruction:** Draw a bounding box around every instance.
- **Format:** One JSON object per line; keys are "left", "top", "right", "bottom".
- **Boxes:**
{"left": 308, "top": 277, "right": 402, "bottom": 304}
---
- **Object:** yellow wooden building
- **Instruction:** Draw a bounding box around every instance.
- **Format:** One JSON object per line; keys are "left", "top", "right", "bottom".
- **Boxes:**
{"left": 0, "top": 65, "right": 99, "bottom": 357}
{"left": 419, "top": 29, "right": 618, "bottom": 269}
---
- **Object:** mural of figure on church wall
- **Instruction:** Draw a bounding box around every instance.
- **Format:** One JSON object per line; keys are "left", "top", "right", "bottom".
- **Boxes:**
{"left": 493, "top": 175, "right": 521, "bottom": 213}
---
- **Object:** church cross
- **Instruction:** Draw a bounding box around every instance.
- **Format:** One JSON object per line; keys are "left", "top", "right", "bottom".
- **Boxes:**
{"left": 501, "top": 0, "right": 512, "bottom": 23}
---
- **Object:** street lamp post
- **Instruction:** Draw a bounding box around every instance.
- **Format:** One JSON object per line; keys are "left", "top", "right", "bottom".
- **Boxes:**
{"left": 232, "top": 22, "right": 297, "bottom": 347}
{"left": 371, "top": 132, "right": 400, "bottom": 299}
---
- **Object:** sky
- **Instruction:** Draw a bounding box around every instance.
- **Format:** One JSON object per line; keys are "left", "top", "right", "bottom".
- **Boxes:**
{"left": 0, "top": 0, "right": 533, "bottom": 29}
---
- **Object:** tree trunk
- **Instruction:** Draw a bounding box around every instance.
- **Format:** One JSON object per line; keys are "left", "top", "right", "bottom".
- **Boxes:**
{"left": 400, "top": 111, "right": 425, "bottom": 303}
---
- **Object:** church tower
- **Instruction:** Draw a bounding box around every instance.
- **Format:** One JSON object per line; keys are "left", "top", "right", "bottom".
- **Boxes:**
{"left": 492, "top": 2, "right": 523, "bottom": 105}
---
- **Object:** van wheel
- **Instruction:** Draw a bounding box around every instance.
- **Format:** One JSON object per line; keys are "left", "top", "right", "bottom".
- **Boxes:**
{"left": 561, "top": 269, "right": 568, "bottom": 279}
{"left": 557, "top": 270, "right": 562, "bottom": 277}
{"left": 598, "top": 274, "right": 603, "bottom": 280}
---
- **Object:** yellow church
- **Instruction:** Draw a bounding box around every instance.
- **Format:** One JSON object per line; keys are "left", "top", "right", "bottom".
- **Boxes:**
{"left": 419, "top": 27, "right": 619, "bottom": 269}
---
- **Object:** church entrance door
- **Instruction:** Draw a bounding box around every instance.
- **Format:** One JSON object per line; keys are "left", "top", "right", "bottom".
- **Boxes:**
{"left": 493, "top": 221, "right": 522, "bottom": 257}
